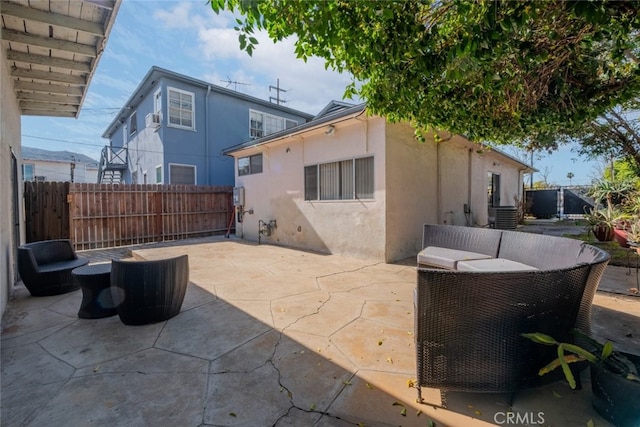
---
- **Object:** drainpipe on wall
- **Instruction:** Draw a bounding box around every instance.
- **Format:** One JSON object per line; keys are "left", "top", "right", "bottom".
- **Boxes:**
{"left": 205, "top": 85, "right": 211, "bottom": 183}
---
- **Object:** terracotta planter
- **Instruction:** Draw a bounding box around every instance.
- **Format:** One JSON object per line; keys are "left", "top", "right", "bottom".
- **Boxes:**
{"left": 592, "top": 224, "right": 614, "bottom": 242}
{"left": 590, "top": 352, "right": 640, "bottom": 427}
{"left": 613, "top": 228, "right": 630, "bottom": 248}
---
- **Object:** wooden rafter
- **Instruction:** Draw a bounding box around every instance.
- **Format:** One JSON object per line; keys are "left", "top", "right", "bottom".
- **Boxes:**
{"left": 1, "top": 2, "right": 106, "bottom": 37}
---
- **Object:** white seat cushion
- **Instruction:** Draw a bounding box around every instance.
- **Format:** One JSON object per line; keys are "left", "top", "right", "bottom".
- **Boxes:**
{"left": 457, "top": 258, "right": 538, "bottom": 272}
{"left": 417, "top": 246, "right": 493, "bottom": 270}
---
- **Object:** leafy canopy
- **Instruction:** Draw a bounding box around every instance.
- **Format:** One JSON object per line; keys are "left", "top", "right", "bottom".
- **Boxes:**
{"left": 571, "top": 99, "right": 640, "bottom": 176}
{"left": 209, "top": 0, "right": 640, "bottom": 146}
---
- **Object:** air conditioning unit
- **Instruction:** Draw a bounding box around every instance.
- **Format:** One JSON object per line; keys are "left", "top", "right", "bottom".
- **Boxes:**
{"left": 145, "top": 113, "right": 161, "bottom": 129}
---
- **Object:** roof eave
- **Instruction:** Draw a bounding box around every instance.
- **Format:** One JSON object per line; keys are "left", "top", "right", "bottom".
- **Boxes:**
{"left": 222, "top": 103, "right": 367, "bottom": 155}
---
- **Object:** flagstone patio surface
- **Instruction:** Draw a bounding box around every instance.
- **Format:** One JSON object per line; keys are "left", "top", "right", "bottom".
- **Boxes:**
{"left": 2, "top": 236, "right": 639, "bottom": 426}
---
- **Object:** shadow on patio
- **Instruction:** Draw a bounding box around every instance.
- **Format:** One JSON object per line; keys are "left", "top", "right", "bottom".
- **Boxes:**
{"left": 2, "top": 236, "right": 638, "bottom": 426}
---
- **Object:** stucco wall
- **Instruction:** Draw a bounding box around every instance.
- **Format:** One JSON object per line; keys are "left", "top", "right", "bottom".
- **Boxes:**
{"left": 0, "top": 43, "right": 23, "bottom": 315}
{"left": 231, "top": 116, "right": 527, "bottom": 263}
{"left": 384, "top": 123, "right": 439, "bottom": 262}
{"left": 470, "top": 148, "right": 526, "bottom": 226}
{"left": 384, "top": 126, "right": 527, "bottom": 261}
{"left": 234, "top": 116, "right": 388, "bottom": 260}
{"left": 127, "top": 126, "right": 164, "bottom": 184}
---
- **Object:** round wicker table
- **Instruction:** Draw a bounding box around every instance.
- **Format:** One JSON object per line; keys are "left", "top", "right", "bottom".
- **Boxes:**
{"left": 72, "top": 263, "right": 117, "bottom": 319}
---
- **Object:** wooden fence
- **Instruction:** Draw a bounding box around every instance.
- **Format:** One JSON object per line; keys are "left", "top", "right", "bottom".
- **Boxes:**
{"left": 24, "top": 181, "right": 71, "bottom": 243}
{"left": 24, "top": 182, "right": 234, "bottom": 250}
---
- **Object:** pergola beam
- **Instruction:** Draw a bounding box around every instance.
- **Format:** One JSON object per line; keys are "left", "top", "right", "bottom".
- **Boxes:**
{"left": 7, "top": 51, "right": 92, "bottom": 73}
{"left": 1, "top": 29, "right": 97, "bottom": 58}
{"left": 12, "top": 68, "right": 87, "bottom": 85}
{"left": 14, "top": 81, "right": 84, "bottom": 96}
{"left": 1, "top": 2, "right": 106, "bottom": 37}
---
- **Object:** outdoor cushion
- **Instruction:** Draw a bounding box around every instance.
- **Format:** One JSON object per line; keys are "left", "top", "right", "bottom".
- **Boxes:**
{"left": 38, "top": 258, "right": 89, "bottom": 273}
{"left": 417, "top": 246, "right": 493, "bottom": 269}
{"left": 457, "top": 258, "right": 538, "bottom": 272}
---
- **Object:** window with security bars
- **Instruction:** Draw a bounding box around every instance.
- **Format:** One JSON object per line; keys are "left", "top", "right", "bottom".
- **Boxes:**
{"left": 305, "top": 156, "right": 374, "bottom": 201}
{"left": 168, "top": 87, "right": 194, "bottom": 129}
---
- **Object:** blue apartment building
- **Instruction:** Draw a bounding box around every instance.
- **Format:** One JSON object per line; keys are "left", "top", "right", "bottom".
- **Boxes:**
{"left": 99, "top": 66, "right": 314, "bottom": 185}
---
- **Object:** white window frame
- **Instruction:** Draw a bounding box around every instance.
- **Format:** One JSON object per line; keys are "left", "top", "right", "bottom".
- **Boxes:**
{"left": 22, "top": 163, "right": 34, "bottom": 181}
{"left": 168, "top": 163, "right": 197, "bottom": 185}
{"left": 155, "top": 165, "right": 163, "bottom": 184}
{"left": 154, "top": 88, "right": 162, "bottom": 116}
{"left": 167, "top": 87, "right": 195, "bottom": 131}
{"left": 249, "top": 109, "right": 297, "bottom": 139}
{"left": 129, "top": 111, "right": 137, "bottom": 136}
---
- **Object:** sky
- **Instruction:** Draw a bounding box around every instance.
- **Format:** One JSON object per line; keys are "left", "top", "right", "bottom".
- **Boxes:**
{"left": 21, "top": 0, "right": 605, "bottom": 187}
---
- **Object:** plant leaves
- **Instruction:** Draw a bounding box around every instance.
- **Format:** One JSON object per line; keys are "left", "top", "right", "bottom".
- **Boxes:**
{"left": 521, "top": 332, "right": 558, "bottom": 346}
{"left": 558, "top": 345, "right": 577, "bottom": 389}
{"left": 601, "top": 341, "right": 614, "bottom": 359}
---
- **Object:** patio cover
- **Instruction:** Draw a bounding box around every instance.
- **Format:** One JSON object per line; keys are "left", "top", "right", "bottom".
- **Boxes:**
{"left": 1, "top": 0, "right": 121, "bottom": 118}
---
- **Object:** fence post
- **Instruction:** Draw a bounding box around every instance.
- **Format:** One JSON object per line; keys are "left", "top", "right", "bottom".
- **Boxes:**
{"left": 155, "top": 187, "right": 163, "bottom": 242}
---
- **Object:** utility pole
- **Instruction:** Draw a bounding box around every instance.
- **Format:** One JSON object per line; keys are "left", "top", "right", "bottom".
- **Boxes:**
{"left": 530, "top": 149, "right": 534, "bottom": 189}
{"left": 269, "top": 79, "right": 287, "bottom": 105}
{"left": 70, "top": 156, "right": 76, "bottom": 183}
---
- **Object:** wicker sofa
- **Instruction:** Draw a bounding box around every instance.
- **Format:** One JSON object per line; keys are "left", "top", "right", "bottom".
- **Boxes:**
{"left": 415, "top": 224, "right": 610, "bottom": 404}
{"left": 18, "top": 239, "right": 89, "bottom": 296}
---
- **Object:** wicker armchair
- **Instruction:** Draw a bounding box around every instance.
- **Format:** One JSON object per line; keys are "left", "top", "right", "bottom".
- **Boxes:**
{"left": 18, "top": 239, "right": 88, "bottom": 296}
{"left": 415, "top": 225, "right": 610, "bottom": 403}
{"left": 110, "top": 255, "right": 189, "bottom": 325}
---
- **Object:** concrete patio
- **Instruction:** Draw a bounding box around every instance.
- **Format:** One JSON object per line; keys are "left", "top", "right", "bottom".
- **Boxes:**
{"left": 2, "top": 236, "right": 639, "bottom": 426}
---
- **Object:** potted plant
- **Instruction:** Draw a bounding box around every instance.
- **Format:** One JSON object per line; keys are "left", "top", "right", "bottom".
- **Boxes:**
{"left": 523, "top": 330, "right": 640, "bottom": 427}
{"left": 625, "top": 218, "right": 640, "bottom": 252}
{"left": 584, "top": 205, "right": 625, "bottom": 242}
{"left": 613, "top": 218, "right": 633, "bottom": 248}
{"left": 586, "top": 179, "right": 635, "bottom": 242}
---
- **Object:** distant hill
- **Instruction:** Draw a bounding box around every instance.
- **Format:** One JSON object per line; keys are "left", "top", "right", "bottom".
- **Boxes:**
{"left": 22, "top": 146, "right": 98, "bottom": 167}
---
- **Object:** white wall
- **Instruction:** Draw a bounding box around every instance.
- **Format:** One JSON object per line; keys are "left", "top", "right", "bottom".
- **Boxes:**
{"left": 235, "top": 116, "right": 389, "bottom": 260}
{"left": 384, "top": 126, "right": 527, "bottom": 261}
{"left": 0, "top": 42, "right": 23, "bottom": 315}
{"left": 384, "top": 123, "right": 439, "bottom": 262}
{"left": 24, "top": 160, "right": 98, "bottom": 183}
{"left": 232, "top": 116, "right": 528, "bottom": 263}
{"left": 127, "top": 127, "right": 163, "bottom": 184}
{"left": 470, "top": 148, "right": 526, "bottom": 226}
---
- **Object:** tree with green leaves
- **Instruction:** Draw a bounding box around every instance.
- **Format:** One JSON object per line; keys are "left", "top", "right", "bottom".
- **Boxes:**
{"left": 209, "top": 0, "right": 640, "bottom": 146}
{"left": 571, "top": 99, "right": 640, "bottom": 178}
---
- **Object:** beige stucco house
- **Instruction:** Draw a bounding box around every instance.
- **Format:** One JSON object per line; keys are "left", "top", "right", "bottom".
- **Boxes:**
{"left": 223, "top": 102, "right": 534, "bottom": 263}
{"left": 0, "top": 0, "right": 119, "bottom": 315}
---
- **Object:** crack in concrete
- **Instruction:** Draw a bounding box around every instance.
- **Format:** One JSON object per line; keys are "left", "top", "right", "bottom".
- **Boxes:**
{"left": 267, "top": 263, "right": 388, "bottom": 426}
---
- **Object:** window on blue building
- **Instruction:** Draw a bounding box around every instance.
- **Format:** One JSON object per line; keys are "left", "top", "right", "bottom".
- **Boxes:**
{"left": 168, "top": 87, "right": 194, "bottom": 130}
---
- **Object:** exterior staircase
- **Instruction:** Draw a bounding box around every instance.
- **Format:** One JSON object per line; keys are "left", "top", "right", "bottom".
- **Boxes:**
{"left": 97, "top": 146, "right": 128, "bottom": 184}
